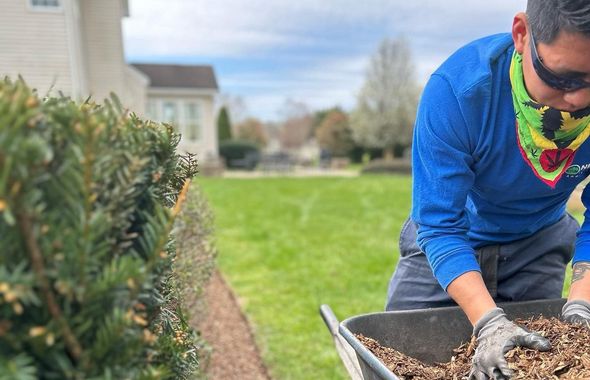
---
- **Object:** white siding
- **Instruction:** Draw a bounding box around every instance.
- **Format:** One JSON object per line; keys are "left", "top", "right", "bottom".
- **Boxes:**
{"left": 124, "top": 66, "right": 148, "bottom": 115}
{"left": 79, "top": 0, "right": 131, "bottom": 105}
{"left": 0, "top": 0, "right": 73, "bottom": 95}
{"left": 147, "top": 91, "right": 218, "bottom": 160}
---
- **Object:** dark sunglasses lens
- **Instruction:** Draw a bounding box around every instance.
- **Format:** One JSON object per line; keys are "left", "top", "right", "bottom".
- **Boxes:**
{"left": 531, "top": 39, "right": 589, "bottom": 91}
{"left": 533, "top": 57, "right": 590, "bottom": 91}
{"left": 539, "top": 71, "right": 581, "bottom": 91}
{"left": 534, "top": 63, "right": 587, "bottom": 91}
{"left": 547, "top": 76, "right": 587, "bottom": 91}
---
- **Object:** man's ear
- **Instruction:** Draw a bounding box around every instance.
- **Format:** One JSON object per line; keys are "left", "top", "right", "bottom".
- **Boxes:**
{"left": 512, "top": 12, "right": 529, "bottom": 54}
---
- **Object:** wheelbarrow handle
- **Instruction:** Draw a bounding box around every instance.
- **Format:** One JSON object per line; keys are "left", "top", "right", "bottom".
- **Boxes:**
{"left": 320, "top": 304, "right": 340, "bottom": 336}
{"left": 320, "top": 304, "right": 365, "bottom": 380}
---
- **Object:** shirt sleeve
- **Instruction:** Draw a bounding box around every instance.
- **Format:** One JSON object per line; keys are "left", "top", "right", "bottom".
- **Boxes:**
{"left": 574, "top": 184, "right": 590, "bottom": 263}
{"left": 411, "top": 74, "right": 481, "bottom": 290}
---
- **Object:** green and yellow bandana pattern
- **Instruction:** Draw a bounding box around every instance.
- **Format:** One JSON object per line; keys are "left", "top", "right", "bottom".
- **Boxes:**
{"left": 510, "top": 51, "right": 590, "bottom": 188}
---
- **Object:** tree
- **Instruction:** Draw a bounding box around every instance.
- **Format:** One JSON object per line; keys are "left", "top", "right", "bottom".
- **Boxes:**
{"left": 217, "top": 106, "right": 232, "bottom": 143}
{"left": 315, "top": 109, "right": 354, "bottom": 157}
{"left": 279, "top": 114, "right": 314, "bottom": 150}
{"left": 235, "top": 117, "right": 268, "bottom": 147}
{"left": 277, "top": 98, "right": 314, "bottom": 150}
{"left": 219, "top": 94, "right": 248, "bottom": 125}
{"left": 278, "top": 98, "right": 310, "bottom": 120}
{"left": 351, "top": 36, "right": 420, "bottom": 159}
{"left": 311, "top": 106, "right": 342, "bottom": 139}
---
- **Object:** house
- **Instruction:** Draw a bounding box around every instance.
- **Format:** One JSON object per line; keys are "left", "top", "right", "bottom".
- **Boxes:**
{"left": 132, "top": 64, "right": 219, "bottom": 160}
{"left": 0, "top": 0, "right": 219, "bottom": 160}
{"left": 0, "top": 0, "right": 147, "bottom": 114}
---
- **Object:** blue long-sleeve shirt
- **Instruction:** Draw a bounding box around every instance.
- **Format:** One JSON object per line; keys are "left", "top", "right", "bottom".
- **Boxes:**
{"left": 412, "top": 33, "right": 590, "bottom": 290}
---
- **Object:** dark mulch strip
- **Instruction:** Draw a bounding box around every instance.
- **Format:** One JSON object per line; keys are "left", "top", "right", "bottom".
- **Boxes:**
{"left": 357, "top": 317, "right": 590, "bottom": 379}
{"left": 197, "top": 270, "right": 271, "bottom": 380}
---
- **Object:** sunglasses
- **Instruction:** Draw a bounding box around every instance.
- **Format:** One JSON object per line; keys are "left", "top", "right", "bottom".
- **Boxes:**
{"left": 530, "top": 30, "right": 590, "bottom": 92}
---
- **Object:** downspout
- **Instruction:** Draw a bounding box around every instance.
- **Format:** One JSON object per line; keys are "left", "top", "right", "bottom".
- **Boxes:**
{"left": 63, "top": 0, "right": 87, "bottom": 100}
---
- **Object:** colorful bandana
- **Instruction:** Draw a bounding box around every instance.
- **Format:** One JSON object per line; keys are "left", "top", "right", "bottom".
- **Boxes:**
{"left": 510, "top": 52, "right": 590, "bottom": 188}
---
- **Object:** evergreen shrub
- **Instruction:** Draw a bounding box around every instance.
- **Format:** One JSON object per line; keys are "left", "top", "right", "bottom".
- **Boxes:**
{"left": 360, "top": 158, "right": 412, "bottom": 175}
{"left": 218, "top": 140, "right": 260, "bottom": 170}
{"left": 0, "top": 78, "right": 203, "bottom": 379}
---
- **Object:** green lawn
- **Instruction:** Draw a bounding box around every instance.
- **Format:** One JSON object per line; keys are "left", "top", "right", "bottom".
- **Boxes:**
{"left": 198, "top": 175, "right": 412, "bottom": 379}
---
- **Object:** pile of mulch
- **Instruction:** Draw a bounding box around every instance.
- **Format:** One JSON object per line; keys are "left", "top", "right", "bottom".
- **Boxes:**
{"left": 356, "top": 317, "right": 590, "bottom": 379}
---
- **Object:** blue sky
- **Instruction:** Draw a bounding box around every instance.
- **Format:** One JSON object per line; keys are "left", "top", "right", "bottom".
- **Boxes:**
{"left": 123, "top": 0, "right": 527, "bottom": 121}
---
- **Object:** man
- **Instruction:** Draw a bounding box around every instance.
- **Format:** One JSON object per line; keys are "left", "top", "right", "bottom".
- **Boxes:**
{"left": 385, "top": 1, "right": 590, "bottom": 379}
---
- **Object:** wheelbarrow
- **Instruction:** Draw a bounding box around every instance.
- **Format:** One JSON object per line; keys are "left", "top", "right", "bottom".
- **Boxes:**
{"left": 320, "top": 298, "right": 566, "bottom": 380}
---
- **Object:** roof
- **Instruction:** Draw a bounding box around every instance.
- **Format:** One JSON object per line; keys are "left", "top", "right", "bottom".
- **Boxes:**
{"left": 131, "top": 64, "right": 218, "bottom": 90}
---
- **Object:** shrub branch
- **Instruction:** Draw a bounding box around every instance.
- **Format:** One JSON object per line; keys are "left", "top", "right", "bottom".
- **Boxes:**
{"left": 17, "top": 211, "right": 83, "bottom": 361}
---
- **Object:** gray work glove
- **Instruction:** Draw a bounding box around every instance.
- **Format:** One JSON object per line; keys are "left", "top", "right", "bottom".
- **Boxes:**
{"left": 468, "top": 307, "right": 551, "bottom": 380}
{"left": 561, "top": 299, "right": 590, "bottom": 327}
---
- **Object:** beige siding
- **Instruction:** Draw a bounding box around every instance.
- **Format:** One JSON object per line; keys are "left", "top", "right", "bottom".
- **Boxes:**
{"left": 124, "top": 66, "right": 148, "bottom": 115}
{"left": 147, "top": 91, "right": 219, "bottom": 159}
{"left": 0, "top": 0, "right": 73, "bottom": 95}
{"left": 79, "top": 0, "right": 129, "bottom": 104}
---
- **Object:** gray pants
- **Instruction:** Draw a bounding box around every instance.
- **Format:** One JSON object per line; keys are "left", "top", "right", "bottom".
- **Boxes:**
{"left": 385, "top": 214, "right": 579, "bottom": 311}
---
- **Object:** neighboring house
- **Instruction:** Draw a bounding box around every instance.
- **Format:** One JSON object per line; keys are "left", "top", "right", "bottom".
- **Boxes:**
{"left": 0, "top": 0, "right": 219, "bottom": 159}
{"left": 298, "top": 138, "right": 320, "bottom": 165}
{"left": 0, "top": 0, "right": 147, "bottom": 114}
{"left": 132, "top": 64, "right": 219, "bottom": 159}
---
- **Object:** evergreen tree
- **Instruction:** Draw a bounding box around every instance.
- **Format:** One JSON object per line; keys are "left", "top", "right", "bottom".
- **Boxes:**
{"left": 217, "top": 106, "right": 232, "bottom": 143}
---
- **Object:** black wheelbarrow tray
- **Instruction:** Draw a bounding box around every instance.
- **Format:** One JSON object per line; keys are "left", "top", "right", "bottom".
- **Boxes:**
{"left": 320, "top": 298, "right": 566, "bottom": 380}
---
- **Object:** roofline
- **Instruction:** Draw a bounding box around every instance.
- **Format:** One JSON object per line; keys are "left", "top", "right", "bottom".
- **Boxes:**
{"left": 147, "top": 87, "right": 218, "bottom": 97}
{"left": 131, "top": 63, "right": 215, "bottom": 68}
{"left": 126, "top": 65, "right": 150, "bottom": 86}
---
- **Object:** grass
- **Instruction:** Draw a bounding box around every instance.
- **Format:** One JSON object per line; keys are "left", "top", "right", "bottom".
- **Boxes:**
{"left": 345, "top": 162, "right": 364, "bottom": 172}
{"left": 198, "top": 175, "right": 412, "bottom": 380}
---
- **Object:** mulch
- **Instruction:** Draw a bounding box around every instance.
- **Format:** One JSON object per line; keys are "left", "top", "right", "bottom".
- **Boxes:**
{"left": 357, "top": 317, "right": 590, "bottom": 379}
{"left": 196, "top": 270, "right": 271, "bottom": 380}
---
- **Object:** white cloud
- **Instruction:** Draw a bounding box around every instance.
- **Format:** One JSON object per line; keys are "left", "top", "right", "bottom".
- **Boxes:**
{"left": 123, "top": 0, "right": 336, "bottom": 57}
{"left": 219, "top": 54, "right": 368, "bottom": 120}
{"left": 123, "top": 0, "right": 528, "bottom": 120}
{"left": 124, "top": 0, "right": 525, "bottom": 58}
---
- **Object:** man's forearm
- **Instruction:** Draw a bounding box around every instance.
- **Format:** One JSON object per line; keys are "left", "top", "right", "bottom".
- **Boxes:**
{"left": 568, "top": 262, "right": 590, "bottom": 301}
{"left": 447, "top": 270, "right": 497, "bottom": 325}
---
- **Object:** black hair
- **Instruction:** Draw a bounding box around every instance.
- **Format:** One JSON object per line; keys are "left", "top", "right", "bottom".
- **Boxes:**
{"left": 527, "top": 0, "right": 590, "bottom": 43}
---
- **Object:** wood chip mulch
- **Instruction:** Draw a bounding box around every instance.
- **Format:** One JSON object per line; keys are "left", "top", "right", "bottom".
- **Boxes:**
{"left": 196, "top": 270, "right": 271, "bottom": 380}
{"left": 356, "top": 317, "right": 590, "bottom": 379}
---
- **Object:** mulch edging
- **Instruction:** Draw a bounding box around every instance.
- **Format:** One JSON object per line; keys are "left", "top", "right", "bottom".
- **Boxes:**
{"left": 196, "top": 270, "right": 272, "bottom": 380}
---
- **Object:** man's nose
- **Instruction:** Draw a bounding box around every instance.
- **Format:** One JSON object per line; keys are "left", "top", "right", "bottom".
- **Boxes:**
{"left": 563, "top": 88, "right": 590, "bottom": 111}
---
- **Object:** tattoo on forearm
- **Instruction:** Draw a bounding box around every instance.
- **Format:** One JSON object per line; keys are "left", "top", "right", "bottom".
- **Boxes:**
{"left": 572, "top": 263, "right": 590, "bottom": 283}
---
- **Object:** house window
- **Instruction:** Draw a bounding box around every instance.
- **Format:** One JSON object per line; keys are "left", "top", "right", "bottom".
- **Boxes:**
{"left": 30, "top": 0, "right": 60, "bottom": 7}
{"left": 162, "top": 102, "right": 178, "bottom": 126}
{"left": 146, "top": 100, "right": 158, "bottom": 120}
{"left": 184, "top": 103, "right": 201, "bottom": 141}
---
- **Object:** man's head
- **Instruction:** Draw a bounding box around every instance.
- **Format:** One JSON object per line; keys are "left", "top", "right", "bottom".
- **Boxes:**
{"left": 527, "top": 0, "right": 590, "bottom": 44}
{"left": 512, "top": 0, "right": 590, "bottom": 111}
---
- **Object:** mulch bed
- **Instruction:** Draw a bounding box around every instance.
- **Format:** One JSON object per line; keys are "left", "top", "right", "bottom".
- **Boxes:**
{"left": 356, "top": 317, "right": 590, "bottom": 379}
{"left": 196, "top": 270, "right": 271, "bottom": 380}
